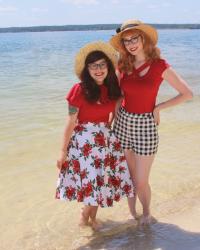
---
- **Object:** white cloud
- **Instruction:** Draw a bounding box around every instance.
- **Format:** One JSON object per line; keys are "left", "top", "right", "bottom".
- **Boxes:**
{"left": 0, "top": 5, "right": 18, "bottom": 12}
{"left": 61, "top": 0, "right": 99, "bottom": 5}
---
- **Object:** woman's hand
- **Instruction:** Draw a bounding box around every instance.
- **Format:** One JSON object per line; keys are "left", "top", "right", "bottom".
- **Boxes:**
{"left": 57, "top": 150, "right": 66, "bottom": 170}
{"left": 153, "top": 106, "right": 160, "bottom": 125}
{"left": 56, "top": 112, "right": 78, "bottom": 170}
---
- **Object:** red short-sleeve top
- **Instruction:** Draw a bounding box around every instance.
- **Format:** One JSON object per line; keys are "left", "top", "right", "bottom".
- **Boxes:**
{"left": 120, "top": 59, "right": 170, "bottom": 113}
{"left": 66, "top": 83, "right": 116, "bottom": 123}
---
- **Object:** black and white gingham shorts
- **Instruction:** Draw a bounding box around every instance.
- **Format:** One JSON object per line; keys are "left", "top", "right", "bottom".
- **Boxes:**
{"left": 113, "top": 107, "right": 159, "bottom": 155}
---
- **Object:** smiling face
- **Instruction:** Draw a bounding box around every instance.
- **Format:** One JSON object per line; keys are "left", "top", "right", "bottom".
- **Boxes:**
{"left": 122, "top": 30, "right": 144, "bottom": 56}
{"left": 87, "top": 58, "right": 108, "bottom": 85}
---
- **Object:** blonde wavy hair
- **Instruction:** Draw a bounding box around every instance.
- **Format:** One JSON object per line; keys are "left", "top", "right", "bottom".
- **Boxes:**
{"left": 118, "top": 30, "right": 161, "bottom": 73}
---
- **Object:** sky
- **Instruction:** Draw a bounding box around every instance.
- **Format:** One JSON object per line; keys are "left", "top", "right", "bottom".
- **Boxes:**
{"left": 0, "top": 0, "right": 200, "bottom": 28}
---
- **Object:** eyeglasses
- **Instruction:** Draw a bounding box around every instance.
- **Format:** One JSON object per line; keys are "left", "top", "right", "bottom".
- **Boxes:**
{"left": 122, "top": 35, "right": 141, "bottom": 46}
{"left": 88, "top": 61, "right": 107, "bottom": 70}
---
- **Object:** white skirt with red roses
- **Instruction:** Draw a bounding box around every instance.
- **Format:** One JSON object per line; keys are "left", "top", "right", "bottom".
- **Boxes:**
{"left": 56, "top": 122, "right": 134, "bottom": 207}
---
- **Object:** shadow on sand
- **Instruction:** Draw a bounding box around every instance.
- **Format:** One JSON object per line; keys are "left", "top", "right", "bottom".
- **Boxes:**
{"left": 72, "top": 219, "right": 200, "bottom": 250}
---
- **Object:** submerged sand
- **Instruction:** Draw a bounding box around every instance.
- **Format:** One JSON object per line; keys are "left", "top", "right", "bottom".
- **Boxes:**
{"left": 0, "top": 97, "right": 200, "bottom": 250}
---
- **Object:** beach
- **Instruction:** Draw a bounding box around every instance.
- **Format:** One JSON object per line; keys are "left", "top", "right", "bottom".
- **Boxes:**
{"left": 0, "top": 29, "right": 200, "bottom": 250}
{"left": 1, "top": 97, "right": 200, "bottom": 250}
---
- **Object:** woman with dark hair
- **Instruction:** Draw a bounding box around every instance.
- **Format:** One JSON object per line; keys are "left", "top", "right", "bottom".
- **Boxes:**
{"left": 110, "top": 19, "right": 193, "bottom": 225}
{"left": 56, "top": 41, "right": 134, "bottom": 230}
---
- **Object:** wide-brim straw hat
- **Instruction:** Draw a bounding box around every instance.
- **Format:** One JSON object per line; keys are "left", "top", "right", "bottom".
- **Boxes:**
{"left": 75, "top": 41, "right": 118, "bottom": 79}
{"left": 110, "top": 19, "right": 158, "bottom": 53}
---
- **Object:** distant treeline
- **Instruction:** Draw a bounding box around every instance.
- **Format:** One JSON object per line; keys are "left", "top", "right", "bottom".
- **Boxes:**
{"left": 0, "top": 24, "right": 200, "bottom": 33}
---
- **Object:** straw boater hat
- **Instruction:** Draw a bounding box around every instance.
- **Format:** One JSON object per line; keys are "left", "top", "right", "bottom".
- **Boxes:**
{"left": 110, "top": 19, "right": 158, "bottom": 53}
{"left": 75, "top": 41, "right": 118, "bottom": 79}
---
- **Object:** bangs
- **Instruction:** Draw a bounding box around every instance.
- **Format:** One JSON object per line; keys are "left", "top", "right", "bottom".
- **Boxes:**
{"left": 121, "top": 29, "right": 142, "bottom": 38}
{"left": 85, "top": 51, "right": 108, "bottom": 65}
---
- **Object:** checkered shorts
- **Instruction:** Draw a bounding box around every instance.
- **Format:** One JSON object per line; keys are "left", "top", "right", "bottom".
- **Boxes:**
{"left": 113, "top": 107, "right": 159, "bottom": 155}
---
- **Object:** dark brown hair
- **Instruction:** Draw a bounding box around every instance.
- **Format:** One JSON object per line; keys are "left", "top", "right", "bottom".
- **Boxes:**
{"left": 118, "top": 30, "right": 161, "bottom": 73}
{"left": 80, "top": 50, "right": 121, "bottom": 102}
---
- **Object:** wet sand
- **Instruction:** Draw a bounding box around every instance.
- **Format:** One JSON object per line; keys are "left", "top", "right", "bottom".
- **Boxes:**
{"left": 0, "top": 98, "right": 200, "bottom": 250}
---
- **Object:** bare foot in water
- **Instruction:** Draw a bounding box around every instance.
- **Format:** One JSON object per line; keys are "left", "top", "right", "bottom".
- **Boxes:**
{"left": 91, "top": 219, "right": 103, "bottom": 231}
{"left": 139, "top": 215, "right": 157, "bottom": 226}
{"left": 127, "top": 214, "right": 138, "bottom": 226}
{"left": 128, "top": 212, "right": 140, "bottom": 220}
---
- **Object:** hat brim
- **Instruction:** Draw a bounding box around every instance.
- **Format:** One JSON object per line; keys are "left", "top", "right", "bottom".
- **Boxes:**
{"left": 110, "top": 24, "right": 158, "bottom": 53}
{"left": 75, "top": 41, "right": 118, "bottom": 79}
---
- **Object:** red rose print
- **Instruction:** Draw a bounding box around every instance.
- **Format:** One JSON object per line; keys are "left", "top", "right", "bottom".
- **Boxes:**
{"left": 104, "top": 155, "right": 117, "bottom": 170}
{"left": 119, "top": 156, "right": 126, "bottom": 162}
{"left": 84, "top": 182, "right": 93, "bottom": 197}
{"left": 104, "top": 154, "right": 110, "bottom": 167}
{"left": 113, "top": 141, "right": 121, "bottom": 151}
{"left": 74, "top": 124, "right": 84, "bottom": 133}
{"left": 94, "top": 157, "right": 101, "bottom": 169}
{"left": 114, "top": 193, "right": 120, "bottom": 201}
{"left": 72, "top": 160, "right": 80, "bottom": 174}
{"left": 77, "top": 190, "right": 84, "bottom": 202}
{"left": 94, "top": 132, "right": 106, "bottom": 146}
{"left": 109, "top": 156, "right": 117, "bottom": 170}
{"left": 96, "top": 175, "right": 104, "bottom": 187}
{"left": 62, "top": 161, "right": 69, "bottom": 169}
{"left": 119, "top": 166, "right": 126, "bottom": 172}
{"left": 106, "top": 197, "right": 113, "bottom": 206}
{"left": 66, "top": 186, "right": 76, "bottom": 200}
{"left": 108, "top": 176, "right": 121, "bottom": 188}
{"left": 83, "top": 143, "right": 92, "bottom": 157}
{"left": 80, "top": 169, "right": 87, "bottom": 179}
{"left": 56, "top": 123, "right": 134, "bottom": 207}
{"left": 123, "top": 184, "right": 132, "bottom": 194}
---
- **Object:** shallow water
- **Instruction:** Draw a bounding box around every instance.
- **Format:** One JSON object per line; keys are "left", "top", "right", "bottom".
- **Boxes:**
{"left": 0, "top": 98, "right": 199, "bottom": 250}
{"left": 73, "top": 222, "right": 200, "bottom": 250}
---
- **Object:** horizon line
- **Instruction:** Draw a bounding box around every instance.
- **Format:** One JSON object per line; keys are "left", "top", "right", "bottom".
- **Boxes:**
{"left": 1, "top": 23, "right": 200, "bottom": 29}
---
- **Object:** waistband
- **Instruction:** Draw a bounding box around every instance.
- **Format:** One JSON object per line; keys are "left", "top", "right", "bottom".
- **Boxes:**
{"left": 120, "top": 107, "right": 153, "bottom": 118}
{"left": 78, "top": 121, "right": 109, "bottom": 127}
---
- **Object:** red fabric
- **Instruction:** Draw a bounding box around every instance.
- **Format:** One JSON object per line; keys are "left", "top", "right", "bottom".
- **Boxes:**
{"left": 66, "top": 83, "right": 116, "bottom": 123}
{"left": 121, "top": 59, "right": 170, "bottom": 113}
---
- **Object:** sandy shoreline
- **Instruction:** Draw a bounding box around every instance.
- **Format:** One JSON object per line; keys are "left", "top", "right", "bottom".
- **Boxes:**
{"left": 0, "top": 99, "right": 200, "bottom": 250}
{"left": 160, "top": 198, "right": 200, "bottom": 233}
{"left": 70, "top": 198, "right": 200, "bottom": 250}
{"left": 1, "top": 178, "right": 199, "bottom": 250}
{"left": 71, "top": 197, "right": 200, "bottom": 250}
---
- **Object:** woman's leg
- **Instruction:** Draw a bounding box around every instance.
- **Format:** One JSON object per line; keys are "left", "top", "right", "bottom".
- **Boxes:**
{"left": 134, "top": 154, "right": 155, "bottom": 224}
{"left": 79, "top": 205, "right": 91, "bottom": 226}
{"left": 90, "top": 206, "right": 98, "bottom": 221}
{"left": 124, "top": 149, "right": 137, "bottom": 219}
{"left": 89, "top": 206, "right": 101, "bottom": 230}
